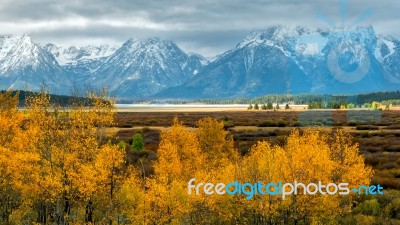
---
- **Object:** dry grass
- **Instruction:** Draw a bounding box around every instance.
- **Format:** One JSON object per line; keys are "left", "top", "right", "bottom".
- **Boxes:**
{"left": 112, "top": 110, "right": 400, "bottom": 190}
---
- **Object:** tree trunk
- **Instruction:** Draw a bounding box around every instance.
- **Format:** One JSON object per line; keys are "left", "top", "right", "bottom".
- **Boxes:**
{"left": 85, "top": 196, "right": 94, "bottom": 224}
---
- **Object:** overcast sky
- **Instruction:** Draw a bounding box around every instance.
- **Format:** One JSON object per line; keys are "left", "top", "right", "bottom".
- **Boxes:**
{"left": 0, "top": 0, "right": 399, "bottom": 57}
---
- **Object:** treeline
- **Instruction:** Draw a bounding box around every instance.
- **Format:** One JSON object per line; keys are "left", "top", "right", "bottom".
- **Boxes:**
{"left": 164, "top": 91, "right": 400, "bottom": 107}
{"left": 0, "top": 90, "right": 110, "bottom": 107}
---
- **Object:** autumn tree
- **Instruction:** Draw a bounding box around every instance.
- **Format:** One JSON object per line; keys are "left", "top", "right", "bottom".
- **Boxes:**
{"left": 196, "top": 117, "right": 237, "bottom": 165}
{"left": 145, "top": 118, "right": 205, "bottom": 224}
{"left": 0, "top": 90, "right": 40, "bottom": 223}
{"left": 0, "top": 89, "right": 375, "bottom": 224}
{"left": 194, "top": 118, "right": 240, "bottom": 223}
{"left": 12, "top": 90, "right": 122, "bottom": 224}
{"left": 239, "top": 129, "right": 373, "bottom": 224}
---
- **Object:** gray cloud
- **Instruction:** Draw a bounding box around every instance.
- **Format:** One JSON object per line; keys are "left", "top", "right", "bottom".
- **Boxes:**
{"left": 0, "top": 0, "right": 399, "bottom": 57}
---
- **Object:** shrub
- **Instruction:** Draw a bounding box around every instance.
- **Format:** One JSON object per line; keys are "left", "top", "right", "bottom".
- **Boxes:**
{"left": 353, "top": 199, "right": 381, "bottom": 216}
{"left": 222, "top": 120, "right": 235, "bottom": 129}
{"left": 277, "top": 119, "right": 287, "bottom": 127}
{"left": 258, "top": 120, "right": 277, "bottom": 127}
{"left": 132, "top": 133, "right": 144, "bottom": 152}
{"left": 356, "top": 125, "right": 379, "bottom": 130}
{"left": 118, "top": 141, "right": 128, "bottom": 150}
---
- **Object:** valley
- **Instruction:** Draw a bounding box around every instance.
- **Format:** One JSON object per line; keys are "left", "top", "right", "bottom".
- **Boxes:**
{"left": 111, "top": 109, "right": 400, "bottom": 190}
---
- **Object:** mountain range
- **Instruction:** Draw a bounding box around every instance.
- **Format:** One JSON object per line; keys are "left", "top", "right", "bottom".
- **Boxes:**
{"left": 0, "top": 26, "right": 399, "bottom": 99}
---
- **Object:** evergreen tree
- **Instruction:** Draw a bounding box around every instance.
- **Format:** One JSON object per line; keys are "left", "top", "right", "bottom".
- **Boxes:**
{"left": 132, "top": 133, "right": 144, "bottom": 151}
{"left": 261, "top": 104, "right": 267, "bottom": 110}
{"left": 254, "top": 103, "right": 259, "bottom": 110}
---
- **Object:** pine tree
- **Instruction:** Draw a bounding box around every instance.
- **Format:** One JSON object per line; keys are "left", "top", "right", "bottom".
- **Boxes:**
{"left": 254, "top": 103, "right": 259, "bottom": 110}
{"left": 132, "top": 133, "right": 144, "bottom": 151}
{"left": 261, "top": 104, "right": 267, "bottom": 110}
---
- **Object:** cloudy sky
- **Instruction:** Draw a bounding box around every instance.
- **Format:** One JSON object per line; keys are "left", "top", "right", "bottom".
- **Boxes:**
{"left": 0, "top": 0, "right": 399, "bottom": 57}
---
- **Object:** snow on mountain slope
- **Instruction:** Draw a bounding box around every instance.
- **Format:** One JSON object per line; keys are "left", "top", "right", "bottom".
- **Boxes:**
{"left": 0, "top": 35, "right": 47, "bottom": 73}
{"left": 0, "top": 35, "right": 69, "bottom": 92}
{"left": 43, "top": 44, "right": 118, "bottom": 65}
{"left": 1, "top": 27, "right": 399, "bottom": 99}
{"left": 93, "top": 38, "right": 205, "bottom": 97}
{"left": 158, "top": 26, "right": 400, "bottom": 99}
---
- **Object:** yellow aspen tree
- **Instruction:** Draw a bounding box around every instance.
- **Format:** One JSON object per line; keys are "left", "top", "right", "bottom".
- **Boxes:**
{"left": 21, "top": 90, "right": 118, "bottom": 224}
{"left": 196, "top": 117, "right": 238, "bottom": 165}
{"left": 233, "top": 129, "right": 372, "bottom": 224}
{"left": 146, "top": 118, "right": 205, "bottom": 224}
{"left": 90, "top": 144, "right": 125, "bottom": 224}
{"left": 284, "top": 129, "right": 338, "bottom": 224}
{"left": 0, "top": 91, "right": 40, "bottom": 223}
{"left": 117, "top": 167, "right": 145, "bottom": 224}
{"left": 194, "top": 117, "right": 240, "bottom": 223}
{"left": 240, "top": 141, "right": 290, "bottom": 224}
{"left": 282, "top": 129, "right": 371, "bottom": 224}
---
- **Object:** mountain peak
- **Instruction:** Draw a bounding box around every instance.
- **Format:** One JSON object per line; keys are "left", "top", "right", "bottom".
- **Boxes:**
{"left": 43, "top": 43, "right": 118, "bottom": 65}
{"left": 0, "top": 34, "right": 30, "bottom": 40}
{"left": 0, "top": 34, "right": 37, "bottom": 63}
{"left": 237, "top": 26, "right": 312, "bottom": 49}
{"left": 0, "top": 34, "right": 33, "bottom": 47}
{"left": 123, "top": 37, "right": 173, "bottom": 48}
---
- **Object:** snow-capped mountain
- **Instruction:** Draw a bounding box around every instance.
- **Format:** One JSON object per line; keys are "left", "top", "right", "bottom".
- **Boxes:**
{"left": 0, "top": 35, "right": 69, "bottom": 92}
{"left": 93, "top": 38, "right": 206, "bottom": 97}
{"left": 158, "top": 26, "right": 400, "bottom": 99}
{"left": 0, "top": 27, "right": 399, "bottom": 99}
{"left": 43, "top": 43, "right": 119, "bottom": 86}
{"left": 43, "top": 44, "right": 118, "bottom": 66}
{"left": 375, "top": 37, "right": 400, "bottom": 84}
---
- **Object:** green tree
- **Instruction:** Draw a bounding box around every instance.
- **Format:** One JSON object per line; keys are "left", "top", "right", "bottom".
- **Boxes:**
{"left": 261, "top": 104, "right": 267, "bottom": 110}
{"left": 132, "top": 133, "right": 144, "bottom": 152}
{"left": 347, "top": 104, "right": 356, "bottom": 109}
{"left": 118, "top": 141, "right": 128, "bottom": 150}
{"left": 267, "top": 102, "right": 273, "bottom": 110}
{"left": 254, "top": 103, "right": 259, "bottom": 110}
{"left": 372, "top": 101, "right": 381, "bottom": 110}
{"left": 247, "top": 104, "right": 253, "bottom": 110}
{"left": 285, "top": 103, "right": 290, "bottom": 110}
{"left": 275, "top": 103, "right": 280, "bottom": 110}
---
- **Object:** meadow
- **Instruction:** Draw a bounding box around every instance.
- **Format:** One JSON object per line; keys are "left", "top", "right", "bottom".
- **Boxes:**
{"left": 113, "top": 110, "right": 400, "bottom": 190}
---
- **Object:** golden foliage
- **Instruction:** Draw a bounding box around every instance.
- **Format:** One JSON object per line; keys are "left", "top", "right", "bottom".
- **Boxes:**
{"left": 0, "top": 90, "right": 373, "bottom": 224}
